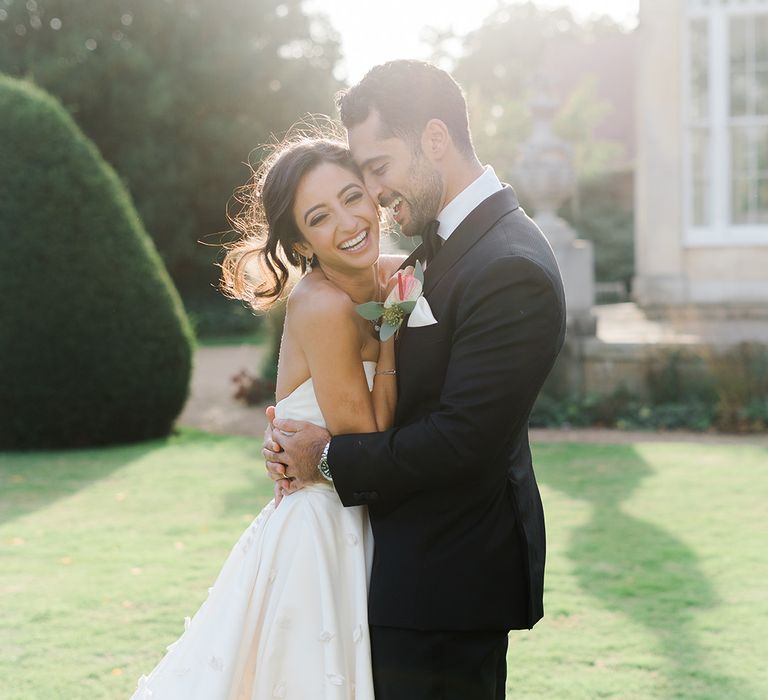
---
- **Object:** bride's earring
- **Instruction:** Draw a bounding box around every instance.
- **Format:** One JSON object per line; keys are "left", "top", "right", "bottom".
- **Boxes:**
{"left": 294, "top": 247, "right": 313, "bottom": 268}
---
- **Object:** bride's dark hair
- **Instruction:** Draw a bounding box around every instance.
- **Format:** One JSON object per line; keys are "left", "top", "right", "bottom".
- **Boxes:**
{"left": 220, "top": 120, "right": 361, "bottom": 311}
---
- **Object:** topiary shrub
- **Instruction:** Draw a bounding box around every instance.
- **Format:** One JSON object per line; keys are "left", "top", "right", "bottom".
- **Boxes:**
{"left": 0, "top": 75, "right": 194, "bottom": 449}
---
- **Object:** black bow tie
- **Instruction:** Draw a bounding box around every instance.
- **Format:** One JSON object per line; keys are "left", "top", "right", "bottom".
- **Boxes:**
{"left": 421, "top": 220, "right": 442, "bottom": 263}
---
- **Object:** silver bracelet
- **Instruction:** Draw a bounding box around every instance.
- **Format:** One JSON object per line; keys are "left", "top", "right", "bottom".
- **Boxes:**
{"left": 375, "top": 369, "right": 397, "bottom": 376}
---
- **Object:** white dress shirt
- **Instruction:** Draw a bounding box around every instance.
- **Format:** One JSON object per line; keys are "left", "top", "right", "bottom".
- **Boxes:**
{"left": 435, "top": 165, "right": 504, "bottom": 242}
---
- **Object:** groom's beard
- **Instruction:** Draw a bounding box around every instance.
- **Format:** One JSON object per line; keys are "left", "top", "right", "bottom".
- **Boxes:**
{"left": 401, "top": 157, "right": 443, "bottom": 237}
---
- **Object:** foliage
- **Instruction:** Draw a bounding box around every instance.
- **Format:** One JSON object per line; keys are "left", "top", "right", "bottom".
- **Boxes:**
{"left": 708, "top": 343, "right": 768, "bottom": 432}
{"left": 533, "top": 344, "right": 768, "bottom": 433}
{"left": 427, "top": 3, "right": 636, "bottom": 285}
{"left": 230, "top": 299, "right": 284, "bottom": 404}
{"left": 560, "top": 171, "right": 635, "bottom": 285}
{"left": 0, "top": 75, "right": 193, "bottom": 448}
{"left": 431, "top": 2, "right": 630, "bottom": 181}
{"left": 260, "top": 300, "right": 286, "bottom": 384}
{"left": 0, "top": 0, "right": 343, "bottom": 295}
{"left": 530, "top": 392, "right": 717, "bottom": 432}
{"left": 231, "top": 369, "right": 276, "bottom": 405}
{"left": 645, "top": 351, "right": 717, "bottom": 405}
{"left": 186, "top": 295, "right": 264, "bottom": 339}
{"left": 553, "top": 77, "right": 626, "bottom": 179}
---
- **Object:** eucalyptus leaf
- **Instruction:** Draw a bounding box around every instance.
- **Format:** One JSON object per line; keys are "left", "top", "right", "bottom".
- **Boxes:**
{"left": 399, "top": 300, "right": 417, "bottom": 314}
{"left": 356, "top": 301, "right": 384, "bottom": 320}
{"left": 414, "top": 259, "right": 424, "bottom": 284}
{"left": 379, "top": 321, "right": 398, "bottom": 342}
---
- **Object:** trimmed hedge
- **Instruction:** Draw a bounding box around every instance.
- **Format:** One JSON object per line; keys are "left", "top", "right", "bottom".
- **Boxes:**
{"left": 0, "top": 75, "right": 194, "bottom": 448}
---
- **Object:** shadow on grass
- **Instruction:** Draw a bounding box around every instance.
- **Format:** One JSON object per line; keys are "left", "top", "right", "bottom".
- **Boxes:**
{"left": 537, "top": 443, "right": 756, "bottom": 699}
{"left": 0, "top": 428, "right": 205, "bottom": 527}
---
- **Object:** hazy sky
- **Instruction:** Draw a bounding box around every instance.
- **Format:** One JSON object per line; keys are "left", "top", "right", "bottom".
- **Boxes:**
{"left": 306, "top": 0, "right": 640, "bottom": 82}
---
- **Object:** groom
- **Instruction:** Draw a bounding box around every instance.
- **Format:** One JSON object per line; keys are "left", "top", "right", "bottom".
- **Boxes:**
{"left": 264, "top": 60, "right": 566, "bottom": 699}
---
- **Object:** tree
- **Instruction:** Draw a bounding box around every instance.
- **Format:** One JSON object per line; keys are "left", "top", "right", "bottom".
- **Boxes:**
{"left": 432, "top": 2, "right": 631, "bottom": 179}
{"left": 427, "top": 2, "right": 636, "bottom": 284}
{"left": 0, "top": 0, "right": 343, "bottom": 297}
{"left": 0, "top": 75, "right": 194, "bottom": 448}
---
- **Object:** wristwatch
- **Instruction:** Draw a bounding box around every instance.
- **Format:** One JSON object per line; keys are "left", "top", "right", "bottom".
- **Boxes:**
{"left": 317, "top": 440, "right": 333, "bottom": 482}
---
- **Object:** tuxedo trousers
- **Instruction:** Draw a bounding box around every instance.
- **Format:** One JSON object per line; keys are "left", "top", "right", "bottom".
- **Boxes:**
{"left": 369, "top": 625, "right": 509, "bottom": 700}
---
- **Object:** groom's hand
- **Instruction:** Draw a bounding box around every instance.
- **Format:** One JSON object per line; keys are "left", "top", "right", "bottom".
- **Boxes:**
{"left": 264, "top": 417, "right": 330, "bottom": 487}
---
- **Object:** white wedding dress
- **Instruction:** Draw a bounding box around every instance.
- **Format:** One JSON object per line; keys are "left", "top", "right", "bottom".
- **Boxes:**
{"left": 131, "top": 362, "right": 376, "bottom": 699}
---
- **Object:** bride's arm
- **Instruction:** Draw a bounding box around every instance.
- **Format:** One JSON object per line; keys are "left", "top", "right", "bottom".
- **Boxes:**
{"left": 365, "top": 254, "right": 408, "bottom": 430}
{"left": 370, "top": 336, "right": 396, "bottom": 431}
{"left": 289, "top": 282, "right": 394, "bottom": 436}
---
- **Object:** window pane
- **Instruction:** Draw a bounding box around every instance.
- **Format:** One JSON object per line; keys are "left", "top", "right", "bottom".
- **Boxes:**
{"left": 731, "top": 177, "right": 753, "bottom": 224}
{"left": 758, "top": 17, "right": 768, "bottom": 115}
{"left": 759, "top": 138, "right": 768, "bottom": 175}
{"left": 730, "top": 16, "right": 748, "bottom": 64}
{"left": 757, "top": 179, "right": 768, "bottom": 223}
{"left": 731, "top": 127, "right": 749, "bottom": 177}
{"left": 750, "top": 125, "right": 767, "bottom": 166}
{"left": 757, "top": 68, "right": 768, "bottom": 115}
{"left": 693, "top": 180, "right": 711, "bottom": 227}
{"left": 757, "top": 16, "right": 768, "bottom": 65}
{"left": 691, "top": 128, "right": 710, "bottom": 173}
{"left": 690, "top": 18, "right": 709, "bottom": 120}
{"left": 691, "top": 128, "right": 711, "bottom": 227}
{"left": 730, "top": 16, "right": 749, "bottom": 116}
{"left": 731, "top": 125, "right": 768, "bottom": 225}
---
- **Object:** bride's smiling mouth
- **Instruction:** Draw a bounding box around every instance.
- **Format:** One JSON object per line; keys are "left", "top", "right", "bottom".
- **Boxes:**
{"left": 337, "top": 229, "right": 370, "bottom": 252}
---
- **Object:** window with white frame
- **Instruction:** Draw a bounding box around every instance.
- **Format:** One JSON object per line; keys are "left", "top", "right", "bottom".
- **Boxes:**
{"left": 685, "top": 0, "right": 768, "bottom": 245}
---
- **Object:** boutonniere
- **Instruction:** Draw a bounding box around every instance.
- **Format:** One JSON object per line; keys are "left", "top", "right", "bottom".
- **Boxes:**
{"left": 356, "top": 261, "right": 438, "bottom": 341}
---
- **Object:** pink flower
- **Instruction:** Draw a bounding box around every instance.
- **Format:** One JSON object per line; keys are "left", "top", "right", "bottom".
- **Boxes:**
{"left": 385, "top": 270, "right": 422, "bottom": 307}
{"left": 355, "top": 260, "right": 435, "bottom": 341}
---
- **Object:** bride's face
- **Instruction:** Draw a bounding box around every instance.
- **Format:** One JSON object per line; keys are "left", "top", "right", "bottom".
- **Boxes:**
{"left": 292, "top": 161, "right": 381, "bottom": 273}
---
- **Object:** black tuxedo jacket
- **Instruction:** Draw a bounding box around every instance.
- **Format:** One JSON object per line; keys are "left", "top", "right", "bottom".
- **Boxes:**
{"left": 329, "top": 186, "right": 566, "bottom": 632}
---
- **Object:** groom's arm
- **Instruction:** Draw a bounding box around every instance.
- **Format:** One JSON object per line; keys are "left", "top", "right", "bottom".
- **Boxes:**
{"left": 329, "top": 254, "right": 564, "bottom": 507}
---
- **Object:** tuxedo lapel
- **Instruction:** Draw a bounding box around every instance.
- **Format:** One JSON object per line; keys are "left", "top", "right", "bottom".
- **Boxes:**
{"left": 398, "top": 244, "right": 426, "bottom": 271}
{"left": 423, "top": 186, "right": 519, "bottom": 296}
{"left": 394, "top": 187, "right": 519, "bottom": 365}
{"left": 395, "top": 245, "right": 423, "bottom": 364}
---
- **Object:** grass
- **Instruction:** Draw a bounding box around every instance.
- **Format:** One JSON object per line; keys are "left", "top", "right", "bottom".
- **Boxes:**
{"left": 1, "top": 432, "right": 766, "bottom": 699}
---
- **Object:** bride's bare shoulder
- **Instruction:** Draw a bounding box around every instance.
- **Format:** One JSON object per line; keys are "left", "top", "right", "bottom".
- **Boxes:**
{"left": 287, "top": 273, "right": 355, "bottom": 328}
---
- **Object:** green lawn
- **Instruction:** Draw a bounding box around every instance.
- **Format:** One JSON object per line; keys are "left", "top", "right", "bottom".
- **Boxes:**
{"left": 1, "top": 431, "right": 765, "bottom": 699}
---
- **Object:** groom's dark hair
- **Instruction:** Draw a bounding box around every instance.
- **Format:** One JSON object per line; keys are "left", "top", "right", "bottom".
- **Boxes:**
{"left": 336, "top": 60, "right": 475, "bottom": 158}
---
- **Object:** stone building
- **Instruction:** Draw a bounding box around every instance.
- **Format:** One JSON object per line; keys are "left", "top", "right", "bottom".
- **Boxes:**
{"left": 634, "top": 0, "right": 768, "bottom": 316}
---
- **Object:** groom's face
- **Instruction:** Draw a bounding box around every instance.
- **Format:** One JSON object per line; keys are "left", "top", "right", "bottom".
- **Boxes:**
{"left": 348, "top": 110, "right": 443, "bottom": 237}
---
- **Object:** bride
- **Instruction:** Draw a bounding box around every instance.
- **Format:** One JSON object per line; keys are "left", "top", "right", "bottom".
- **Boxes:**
{"left": 130, "top": 135, "right": 405, "bottom": 699}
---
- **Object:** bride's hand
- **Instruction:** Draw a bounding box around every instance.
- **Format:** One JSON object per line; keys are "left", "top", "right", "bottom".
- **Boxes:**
{"left": 274, "top": 479, "right": 285, "bottom": 506}
{"left": 273, "top": 476, "right": 300, "bottom": 506}
{"left": 265, "top": 405, "right": 299, "bottom": 506}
